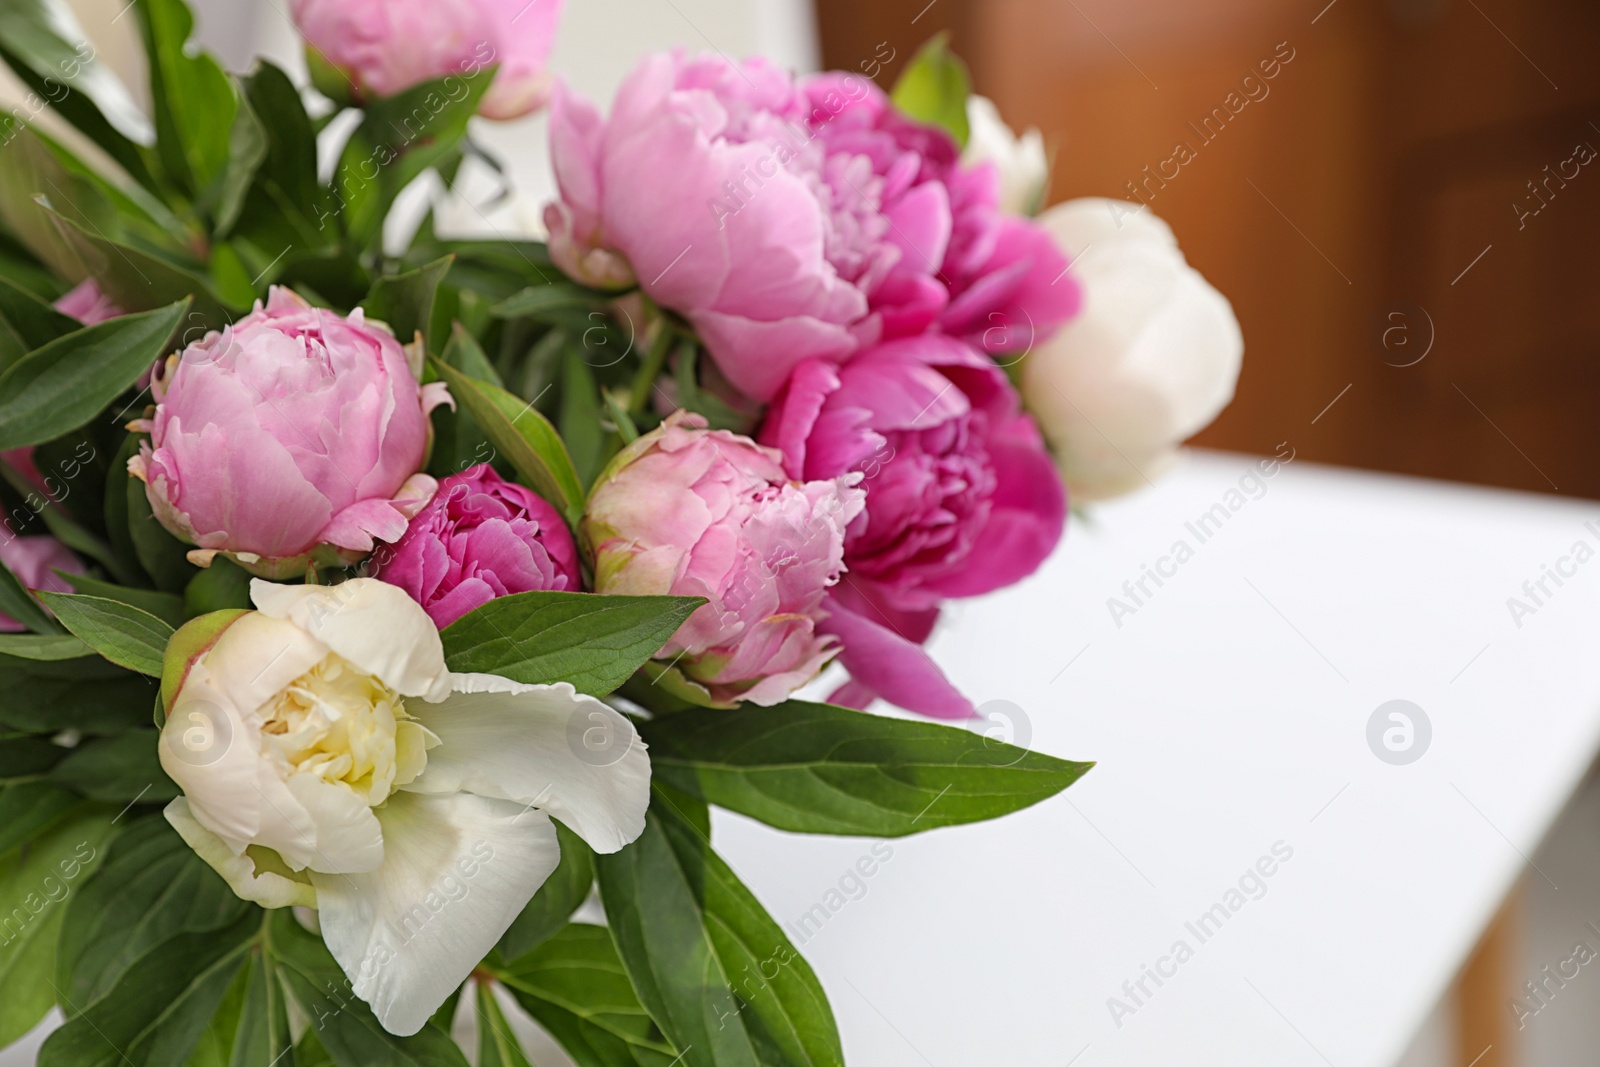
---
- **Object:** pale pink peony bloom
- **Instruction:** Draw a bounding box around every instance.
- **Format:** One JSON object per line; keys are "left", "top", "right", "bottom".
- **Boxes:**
{"left": 290, "top": 0, "right": 565, "bottom": 120}
{"left": 544, "top": 52, "right": 1081, "bottom": 402}
{"left": 370, "top": 464, "right": 580, "bottom": 629}
{"left": 583, "top": 411, "right": 864, "bottom": 706}
{"left": 129, "top": 288, "right": 450, "bottom": 578}
{"left": 0, "top": 533, "right": 82, "bottom": 632}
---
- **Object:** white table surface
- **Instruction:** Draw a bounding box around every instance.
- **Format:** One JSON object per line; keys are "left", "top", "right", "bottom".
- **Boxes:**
{"left": 716, "top": 448, "right": 1600, "bottom": 1067}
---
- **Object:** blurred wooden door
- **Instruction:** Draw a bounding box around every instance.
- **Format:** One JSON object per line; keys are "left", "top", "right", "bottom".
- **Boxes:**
{"left": 817, "top": 0, "right": 1600, "bottom": 500}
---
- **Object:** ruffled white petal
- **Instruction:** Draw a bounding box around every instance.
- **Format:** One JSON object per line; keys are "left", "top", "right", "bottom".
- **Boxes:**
{"left": 405, "top": 676, "right": 651, "bottom": 855}
{"left": 164, "top": 798, "right": 317, "bottom": 909}
{"left": 161, "top": 653, "right": 386, "bottom": 875}
{"left": 249, "top": 579, "right": 451, "bottom": 701}
{"left": 311, "top": 791, "right": 561, "bottom": 1036}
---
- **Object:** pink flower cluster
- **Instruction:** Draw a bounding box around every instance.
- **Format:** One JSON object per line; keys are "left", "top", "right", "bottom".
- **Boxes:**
{"left": 545, "top": 53, "right": 1077, "bottom": 717}
{"left": 548, "top": 53, "right": 1079, "bottom": 402}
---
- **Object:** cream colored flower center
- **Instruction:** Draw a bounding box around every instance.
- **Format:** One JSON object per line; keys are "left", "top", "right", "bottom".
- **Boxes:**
{"left": 260, "top": 653, "right": 436, "bottom": 806}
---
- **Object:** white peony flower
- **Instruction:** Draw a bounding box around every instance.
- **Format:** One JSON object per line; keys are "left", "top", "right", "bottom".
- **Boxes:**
{"left": 158, "top": 578, "right": 651, "bottom": 1036}
{"left": 1021, "top": 198, "right": 1243, "bottom": 501}
{"left": 962, "top": 95, "right": 1050, "bottom": 216}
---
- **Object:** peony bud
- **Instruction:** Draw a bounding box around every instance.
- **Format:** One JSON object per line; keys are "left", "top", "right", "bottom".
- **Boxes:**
{"left": 962, "top": 95, "right": 1050, "bottom": 216}
{"left": 1021, "top": 198, "right": 1242, "bottom": 501}
{"left": 290, "top": 0, "right": 566, "bottom": 120}
{"left": 53, "top": 278, "right": 123, "bottom": 326}
{"left": 370, "top": 463, "right": 580, "bottom": 629}
{"left": 583, "top": 412, "right": 864, "bottom": 706}
{"left": 129, "top": 288, "right": 450, "bottom": 578}
{"left": 0, "top": 533, "right": 82, "bottom": 631}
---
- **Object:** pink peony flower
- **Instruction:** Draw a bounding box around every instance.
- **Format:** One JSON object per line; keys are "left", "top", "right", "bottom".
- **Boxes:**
{"left": 129, "top": 288, "right": 450, "bottom": 578}
{"left": 370, "top": 463, "right": 580, "bottom": 629}
{"left": 583, "top": 411, "right": 864, "bottom": 706}
{"left": 54, "top": 278, "right": 123, "bottom": 326}
{"left": 0, "top": 533, "right": 82, "bottom": 632}
{"left": 760, "top": 334, "right": 1066, "bottom": 718}
{"left": 544, "top": 52, "right": 1081, "bottom": 402}
{"left": 290, "top": 0, "right": 565, "bottom": 120}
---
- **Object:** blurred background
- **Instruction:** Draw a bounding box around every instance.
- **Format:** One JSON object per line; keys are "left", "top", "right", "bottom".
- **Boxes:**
{"left": 7, "top": 0, "right": 1599, "bottom": 1064}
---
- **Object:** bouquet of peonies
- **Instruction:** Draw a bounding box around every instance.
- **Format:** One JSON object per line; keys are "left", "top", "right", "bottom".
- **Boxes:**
{"left": 0, "top": 2, "right": 1240, "bottom": 1063}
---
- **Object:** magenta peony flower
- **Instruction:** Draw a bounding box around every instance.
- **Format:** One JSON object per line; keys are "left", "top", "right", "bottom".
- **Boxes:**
{"left": 760, "top": 334, "right": 1066, "bottom": 718}
{"left": 54, "top": 278, "right": 123, "bottom": 326}
{"left": 0, "top": 533, "right": 82, "bottom": 632}
{"left": 583, "top": 411, "right": 864, "bottom": 706}
{"left": 544, "top": 52, "right": 1081, "bottom": 402}
{"left": 290, "top": 0, "right": 565, "bottom": 120}
{"left": 129, "top": 288, "right": 450, "bottom": 578}
{"left": 370, "top": 464, "right": 580, "bottom": 629}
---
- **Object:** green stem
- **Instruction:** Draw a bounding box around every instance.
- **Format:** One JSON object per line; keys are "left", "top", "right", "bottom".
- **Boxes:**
{"left": 628, "top": 320, "right": 675, "bottom": 416}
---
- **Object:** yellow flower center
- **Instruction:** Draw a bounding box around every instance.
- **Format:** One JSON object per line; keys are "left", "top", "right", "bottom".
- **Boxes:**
{"left": 260, "top": 653, "right": 436, "bottom": 805}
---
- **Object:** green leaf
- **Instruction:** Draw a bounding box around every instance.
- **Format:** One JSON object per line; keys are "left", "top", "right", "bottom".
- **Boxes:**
{"left": 0, "top": 301, "right": 188, "bottom": 451}
{"left": 39, "top": 911, "right": 258, "bottom": 1067}
{"left": 272, "top": 909, "right": 471, "bottom": 1067}
{"left": 429, "top": 357, "right": 587, "bottom": 520}
{"left": 0, "top": 546, "right": 62, "bottom": 633}
{"left": 0, "top": 0, "right": 155, "bottom": 183}
{"left": 195, "top": 938, "right": 292, "bottom": 1067}
{"left": 560, "top": 350, "right": 607, "bottom": 490}
{"left": 335, "top": 70, "right": 495, "bottom": 249}
{"left": 209, "top": 91, "right": 268, "bottom": 236}
{"left": 890, "top": 33, "right": 972, "bottom": 148}
{"left": 594, "top": 796, "right": 844, "bottom": 1067}
{"left": 476, "top": 984, "right": 536, "bottom": 1067}
{"left": 495, "top": 924, "right": 678, "bottom": 1067}
{"left": 40, "top": 204, "right": 230, "bottom": 319}
{"left": 37, "top": 593, "right": 174, "bottom": 676}
{"left": 50, "top": 730, "right": 176, "bottom": 802}
{"left": 240, "top": 61, "right": 329, "bottom": 247}
{"left": 440, "top": 320, "right": 503, "bottom": 387}
{"left": 0, "top": 656, "right": 153, "bottom": 734}
{"left": 0, "top": 633, "right": 87, "bottom": 660}
{"left": 0, "top": 273, "right": 78, "bottom": 349}
{"left": 442, "top": 592, "right": 702, "bottom": 697}
{"left": 0, "top": 735, "right": 69, "bottom": 779}
{"left": 0, "top": 806, "right": 116, "bottom": 1046}
{"left": 64, "top": 574, "right": 186, "bottom": 628}
{"left": 641, "top": 700, "right": 1094, "bottom": 837}
{"left": 58, "top": 816, "right": 250, "bottom": 1013}
{"left": 135, "top": 0, "right": 237, "bottom": 192}
{"left": 364, "top": 256, "right": 453, "bottom": 354}
{"left": 492, "top": 284, "right": 606, "bottom": 323}
{"left": 181, "top": 958, "right": 250, "bottom": 1067}
{"left": 0, "top": 781, "right": 79, "bottom": 854}
{"left": 498, "top": 821, "right": 594, "bottom": 960}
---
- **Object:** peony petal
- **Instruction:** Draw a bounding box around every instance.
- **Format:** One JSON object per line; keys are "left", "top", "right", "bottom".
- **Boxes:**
{"left": 405, "top": 676, "right": 650, "bottom": 855}
{"left": 311, "top": 791, "right": 561, "bottom": 1036}
{"left": 819, "top": 597, "right": 975, "bottom": 720}
{"left": 164, "top": 798, "right": 317, "bottom": 909}
{"left": 249, "top": 579, "right": 451, "bottom": 701}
